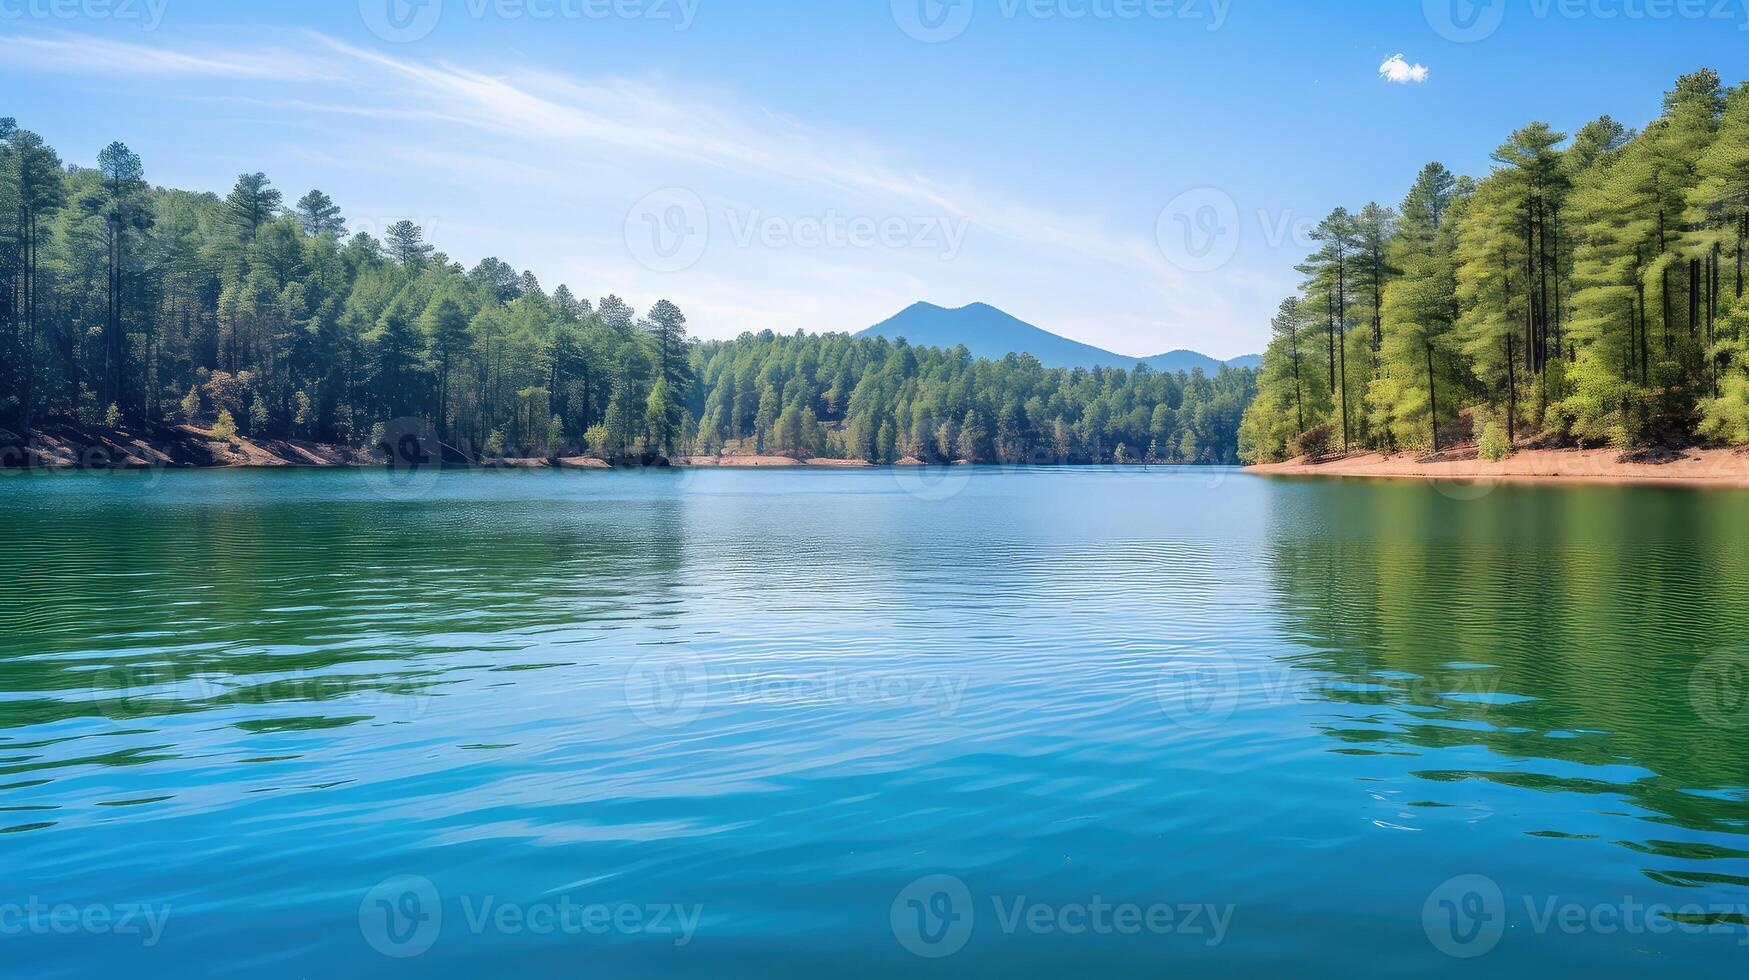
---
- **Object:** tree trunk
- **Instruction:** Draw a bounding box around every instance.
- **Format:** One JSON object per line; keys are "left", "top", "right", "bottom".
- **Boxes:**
{"left": 1426, "top": 338, "right": 1438, "bottom": 453}
{"left": 1505, "top": 333, "right": 1518, "bottom": 444}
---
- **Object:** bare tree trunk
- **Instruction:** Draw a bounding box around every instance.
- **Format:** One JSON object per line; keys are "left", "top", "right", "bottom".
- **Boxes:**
{"left": 1505, "top": 333, "right": 1518, "bottom": 443}
{"left": 1426, "top": 339, "right": 1438, "bottom": 452}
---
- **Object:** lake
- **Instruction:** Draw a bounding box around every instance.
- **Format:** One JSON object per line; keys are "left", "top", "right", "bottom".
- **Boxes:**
{"left": 4, "top": 466, "right": 1748, "bottom": 977}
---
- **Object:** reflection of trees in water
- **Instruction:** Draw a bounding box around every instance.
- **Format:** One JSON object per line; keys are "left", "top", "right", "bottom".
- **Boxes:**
{"left": 0, "top": 472, "right": 692, "bottom": 733}
{"left": 1263, "top": 480, "right": 1749, "bottom": 849}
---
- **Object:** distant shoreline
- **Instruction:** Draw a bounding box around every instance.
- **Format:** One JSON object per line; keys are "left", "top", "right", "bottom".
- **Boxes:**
{"left": 2, "top": 422, "right": 1229, "bottom": 471}
{"left": 1247, "top": 447, "right": 1749, "bottom": 489}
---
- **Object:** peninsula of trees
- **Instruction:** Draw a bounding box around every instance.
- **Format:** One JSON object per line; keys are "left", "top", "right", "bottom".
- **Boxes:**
{"left": 1240, "top": 69, "right": 1749, "bottom": 464}
{"left": 0, "top": 121, "right": 1254, "bottom": 467}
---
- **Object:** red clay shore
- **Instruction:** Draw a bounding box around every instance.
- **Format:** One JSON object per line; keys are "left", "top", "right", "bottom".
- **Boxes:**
{"left": 0, "top": 422, "right": 908, "bottom": 470}
{"left": 1247, "top": 446, "right": 1749, "bottom": 489}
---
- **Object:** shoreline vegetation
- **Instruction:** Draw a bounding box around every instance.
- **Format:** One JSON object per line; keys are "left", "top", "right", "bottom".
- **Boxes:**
{"left": 1237, "top": 69, "right": 1749, "bottom": 477}
{"left": 0, "top": 122, "right": 1253, "bottom": 472}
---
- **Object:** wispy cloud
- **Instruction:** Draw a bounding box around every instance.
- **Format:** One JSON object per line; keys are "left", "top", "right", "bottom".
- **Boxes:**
{"left": 0, "top": 33, "right": 336, "bottom": 81}
{"left": 1379, "top": 54, "right": 1429, "bottom": 84}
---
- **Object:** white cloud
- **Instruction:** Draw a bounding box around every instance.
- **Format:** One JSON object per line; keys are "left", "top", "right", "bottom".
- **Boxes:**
{"left": 0, "top": 33, "right": 336, "bottom": 81}
{"left": 1379, "top": 54, "right": 1430, "bottom": 84}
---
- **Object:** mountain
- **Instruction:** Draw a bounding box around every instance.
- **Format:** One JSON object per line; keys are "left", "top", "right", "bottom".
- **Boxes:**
{"left": 855, "top": 302, "right": 1259, "bottom": 375}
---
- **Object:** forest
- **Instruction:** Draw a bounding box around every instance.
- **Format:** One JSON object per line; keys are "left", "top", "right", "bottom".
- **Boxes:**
{"left": 1239, "top": 69, "right": 1749, "bottom": 463}
{"left": 0, "top": 119, "right": 1254, "bottom": 466}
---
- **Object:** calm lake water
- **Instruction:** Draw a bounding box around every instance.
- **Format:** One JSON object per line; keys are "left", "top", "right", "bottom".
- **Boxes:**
{"left": 5, "top": 466, "right": 1749, "bottom": 977}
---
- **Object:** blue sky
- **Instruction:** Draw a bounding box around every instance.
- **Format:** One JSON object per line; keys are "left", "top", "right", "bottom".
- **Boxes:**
{"left": 3, "top": 0, "right": 1747, "bottom": 357}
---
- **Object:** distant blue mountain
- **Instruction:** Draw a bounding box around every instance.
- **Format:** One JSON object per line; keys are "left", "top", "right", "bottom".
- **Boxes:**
{"left": 856, "top": 302, "right": 1258, "bottom": 375}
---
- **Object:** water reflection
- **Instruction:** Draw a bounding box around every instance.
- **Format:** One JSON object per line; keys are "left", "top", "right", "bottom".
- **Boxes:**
{"left": 1265, "top": 480, "right": 1749, "bottom": 883}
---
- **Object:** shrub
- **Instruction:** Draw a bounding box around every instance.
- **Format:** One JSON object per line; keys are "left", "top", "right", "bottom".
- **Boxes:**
{"left": 1290, "top": 424, "right": 1336, "bottom": 463}
{"left": 1479, "top": 421, "right": 1511, "bottom": 462}
{"left": 212, "top": 409, "right": 238, "bottom": 443}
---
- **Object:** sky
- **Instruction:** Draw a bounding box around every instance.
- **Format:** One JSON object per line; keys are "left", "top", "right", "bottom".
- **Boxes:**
{"left": 3, "top": 1, "right": 1748, "bottom": 358}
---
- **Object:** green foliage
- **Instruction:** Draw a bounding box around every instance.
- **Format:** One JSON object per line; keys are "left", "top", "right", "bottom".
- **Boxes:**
{"left": 690, "top": 331, "right": 1256, "bottom": 464}
{"left": 1242, "top": 69, "right": 1749, "bottom": 455}
{"left": 212, "top": 409, "right": 237, "bottom": 442}
{"left": 1479, "top": 421, "right": 1512, "bottom": 461}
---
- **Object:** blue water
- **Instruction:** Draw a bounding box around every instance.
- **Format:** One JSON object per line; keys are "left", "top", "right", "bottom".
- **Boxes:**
{"left": 4, "top": 466, "right": 1748, "bottom": 977}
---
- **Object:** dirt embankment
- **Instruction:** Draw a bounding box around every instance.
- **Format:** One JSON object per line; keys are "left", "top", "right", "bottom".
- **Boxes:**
{"left": 670, "top": 455, "right": 875, "bottom": 468}
{"left": 1, "top": 420, "right": 374, "bottom": 469}
{"left": 1247, "top": 445, "right": 1749, "bottom": 488}
{"left": 1, "top": 422, "right": 890, "bottom": 471}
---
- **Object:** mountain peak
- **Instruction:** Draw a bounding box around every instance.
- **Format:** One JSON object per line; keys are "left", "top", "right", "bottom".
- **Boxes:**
{"left": 856, "top": 302, "right": 1257, "bottom": 374}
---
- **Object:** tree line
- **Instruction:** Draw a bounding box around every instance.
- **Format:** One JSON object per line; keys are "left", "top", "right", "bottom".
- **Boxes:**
{"left": 1240, "top": 69, "right": 1749, "bottom": 462}
{"left": 0, "top": 121, "right": 1256, "bottom": 465}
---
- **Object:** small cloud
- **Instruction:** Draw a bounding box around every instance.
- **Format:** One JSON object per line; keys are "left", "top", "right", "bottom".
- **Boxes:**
{"left": 1379, "top": 54, "right": 1429, "bottom": 84}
